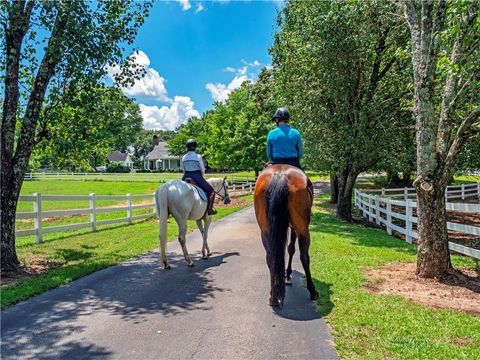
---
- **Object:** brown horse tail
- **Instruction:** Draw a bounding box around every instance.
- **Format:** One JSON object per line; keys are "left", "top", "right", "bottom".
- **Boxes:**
{"left": 266, "top": 172, "right": 290, "bottom": 305}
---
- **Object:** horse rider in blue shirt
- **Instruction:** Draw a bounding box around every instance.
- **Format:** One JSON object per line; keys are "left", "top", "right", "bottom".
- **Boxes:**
{"left": 181, "top": 139, "right": 217, "bottom": 215}
{"left": 267, "top": 107, "right": 304, "bottom": 169}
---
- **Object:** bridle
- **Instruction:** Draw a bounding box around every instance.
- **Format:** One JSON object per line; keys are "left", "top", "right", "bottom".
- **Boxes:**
{"left": 214, "top": 179, "right": 229, "bottom": 201}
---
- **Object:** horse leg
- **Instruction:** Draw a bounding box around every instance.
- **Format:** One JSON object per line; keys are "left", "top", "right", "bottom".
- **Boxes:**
{"left": 260, "top": 231, "right": 276, "bottom": 306}
{"left": 177, "top": 219, "right": 194, "bottom": 267}
{"left": 298, "top": 232, "right": 319, "bottom": 300}
{"left": 285, "top": 228, "right": 296, "bottom": 285}
{"left": 196, "top": 219, "right": 208, "bottom": 259}
{"left": 203, "top": 215, "right": 212, "bottom": 256}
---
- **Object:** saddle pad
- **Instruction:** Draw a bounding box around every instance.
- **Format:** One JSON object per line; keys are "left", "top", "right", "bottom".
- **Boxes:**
{"left": 192, "top": 184, "right": 207, "bottom": 201}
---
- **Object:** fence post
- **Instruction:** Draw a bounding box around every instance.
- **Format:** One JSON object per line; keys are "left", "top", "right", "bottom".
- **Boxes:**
{"left": 404, "top": 187, "right": 408, "bottom": 201}
{"left": 233, "top": 183, "right": 236, "bottom": 192}
{"left": 381, "top": 188, "right": 385, "bottom": 196}
{"left": 33, "top": 193, "right": 43, "bottom": 243}
{"left": 386, "top": 197, "right": 392, "bottom": 235}
{"left": 405, "top": 199, "right": 413, "bottom": 244}
{"left": 127, "top": 193, "right": 132, "bottom": 224}
{"left": 242, "top": 183, "right": 245, "bottom": 191}
{"left": 368, "top": 195, "right": 373, "bottom": 222}
{"left": 374, "top": 195, "right": 381, "bottom": 225}
{"left": 354, "top": 189, "right": 357, "bottom": 207}
{"left": 249, "top": 183, "right": 253, "bottom": 193}
{"left": 90, "top": 193, "right": 96, "bottom": 232}
{"left": 461, "top": 184, "right": 465, "bottom": 200}
{"left": 477, "top": 182, "right": 480, "bottom": 198}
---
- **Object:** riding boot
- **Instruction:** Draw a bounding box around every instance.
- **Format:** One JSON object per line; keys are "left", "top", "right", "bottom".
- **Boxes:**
{"left": 207, "top": 193, "right": 217, "bottom": 215}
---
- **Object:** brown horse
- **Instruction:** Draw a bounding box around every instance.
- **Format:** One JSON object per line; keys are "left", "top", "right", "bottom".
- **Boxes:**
{"left": 254, "top": 164, "right": 319, "bottom": 306}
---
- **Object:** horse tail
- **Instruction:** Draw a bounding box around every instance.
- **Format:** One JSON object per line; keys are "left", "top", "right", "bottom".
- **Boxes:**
{"left": 266, "top": 172, "right": 290, "bottom": 305}
{"left": 155, "top": 186, "right": 169, "bottom": 266}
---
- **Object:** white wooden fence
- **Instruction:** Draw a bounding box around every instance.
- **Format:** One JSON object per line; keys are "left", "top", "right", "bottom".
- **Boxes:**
{"left": 15, "top": 181, "right": 256, "bottom": 243}
{"left": 354, "top": 183, "right": 480, "bottom": 260}
{"left": 16, "top": 193, "right": 156, "bottom": 243}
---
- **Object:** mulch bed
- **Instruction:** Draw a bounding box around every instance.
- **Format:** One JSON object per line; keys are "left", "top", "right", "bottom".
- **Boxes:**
{"left": 365, "top": 262, "right": 480, "bottom": 316}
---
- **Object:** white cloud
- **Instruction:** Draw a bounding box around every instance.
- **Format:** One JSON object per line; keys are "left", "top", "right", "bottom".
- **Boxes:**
{"left": 241, "top": 59, "right": 261, "bottom": 67}
{"left": 224, "top": 66, "right": 236, "bottom": 73}
{"left": 196, "top": 3, "right": 204, "bottom": 12}
{"left": 140, "top": 97, "right": 200, "bottom": 130}
{"left": 205, "top": 75, "right": 249, "bottom": 103}
{"left": 177, "top": 0, "right": 191, "bottom": 10}
{"left": 107, "top": 51, "right": 170, "bottom": 102}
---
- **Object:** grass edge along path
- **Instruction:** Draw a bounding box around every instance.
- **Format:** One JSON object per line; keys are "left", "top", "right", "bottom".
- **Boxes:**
{"left": 310, "top": 195, "right": 479, "bottom": 360}
{"left": 1, "top": 204, "right": 249, "bottom": 309}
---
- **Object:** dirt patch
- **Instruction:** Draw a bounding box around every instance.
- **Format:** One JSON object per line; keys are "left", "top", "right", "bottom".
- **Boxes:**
{"left": 216, "top": 198, "right": 251, "bottom": 208}
{"left": 1, "top": 256, "right": 60, "bottom": 287}
{"left": 365, "top": 262, "right": 480, "bottom": 316}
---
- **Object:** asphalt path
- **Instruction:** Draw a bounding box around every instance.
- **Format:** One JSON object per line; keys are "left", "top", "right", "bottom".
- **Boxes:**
{"left": 1, "top": 203, "right": 338, "bottom": 360}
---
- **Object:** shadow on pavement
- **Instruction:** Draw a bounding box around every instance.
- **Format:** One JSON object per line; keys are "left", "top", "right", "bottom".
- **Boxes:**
{"left": 272, "top": 270, "right": 333, "bottom": 321}
{"left": 1, "top": 251, "right": 239, "bottom": 360}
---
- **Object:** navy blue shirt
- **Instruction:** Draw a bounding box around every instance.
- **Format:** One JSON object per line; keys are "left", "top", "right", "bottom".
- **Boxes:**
{"left": 266, "top": 124, "right": 304, "bottom": 161}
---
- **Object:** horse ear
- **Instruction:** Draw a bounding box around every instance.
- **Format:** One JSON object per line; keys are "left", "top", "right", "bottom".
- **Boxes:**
{"left": 223, "top": 176, "right": 227, "bottom": 181}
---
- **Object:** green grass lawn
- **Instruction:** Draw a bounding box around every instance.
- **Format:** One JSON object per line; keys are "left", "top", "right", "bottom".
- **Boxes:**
{"left": 310, "top": 195, "right": 479, "bottom": 359}
{"left": 2, "top": 201, "right": 250, "bottom": 309}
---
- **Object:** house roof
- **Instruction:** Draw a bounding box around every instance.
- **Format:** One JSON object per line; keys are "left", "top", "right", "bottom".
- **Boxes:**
{"left": 145, "top": 142, "right": 180, "bottom": 160}
{"left": 107, "top": 151, "right": 129, "bottom": 162}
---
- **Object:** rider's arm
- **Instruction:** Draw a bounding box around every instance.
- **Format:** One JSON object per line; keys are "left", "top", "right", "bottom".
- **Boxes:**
{"left": 198, "top": 154, "right": 206, "bottom": 175}
{"left": 266, "top": 133, "right": 273, "bottom": 161}
{"left": 297, "top": 132, "right": 304, "bottom": 158}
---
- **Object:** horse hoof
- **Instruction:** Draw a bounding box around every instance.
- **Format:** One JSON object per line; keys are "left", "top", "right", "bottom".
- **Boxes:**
{"left": 188, "top": 262, "right": 195, "bottom": 267}
{"left": 163, "top": 264, "right": 171, "bottom": 270}
{"left": 285, "top": 277, "right": 292, "bottom": 285}
{"left": 269, "top": 297, "right": 280, "bottom": 307}
{"left": 201, "top": 255, "right": 208, "bottom": 260}
{"left": 207, "top": 252, "right": 212, "bottom": 257}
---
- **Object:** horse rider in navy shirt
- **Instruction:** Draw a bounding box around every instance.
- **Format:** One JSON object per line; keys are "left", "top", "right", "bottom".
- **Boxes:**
{"left": 181, "top": 139, "right": 217, "bottom": 215}
{"left": 267, "top": 107, "right": 304, "bottom": 169}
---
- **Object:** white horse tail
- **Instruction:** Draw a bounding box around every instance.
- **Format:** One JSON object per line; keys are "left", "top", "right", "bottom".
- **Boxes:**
{"left": 156, "top": 186, "right": 170, "bottom": 269}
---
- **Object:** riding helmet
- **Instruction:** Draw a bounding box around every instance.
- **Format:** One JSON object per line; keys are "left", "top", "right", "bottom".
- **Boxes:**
{"left": 272, "top": 107, "right": 290, "bottom": 121}
{"left": 186, "top": 139, "right": 197, "bottom": 151}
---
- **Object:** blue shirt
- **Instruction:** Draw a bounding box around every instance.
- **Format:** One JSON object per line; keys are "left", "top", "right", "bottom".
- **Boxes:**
{"left": 266, "top": 124, "right": 304, "bottom": 161}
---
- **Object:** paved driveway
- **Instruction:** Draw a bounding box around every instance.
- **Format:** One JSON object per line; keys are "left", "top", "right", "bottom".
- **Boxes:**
{"left": 1, "top": 206, "right": 338, "bottom": 360}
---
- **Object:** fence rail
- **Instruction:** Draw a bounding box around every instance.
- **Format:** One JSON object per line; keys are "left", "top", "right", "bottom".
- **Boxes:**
{"left": 23, "top": 171, "right": 256, "bottom": 184}
{"left": 354, "top": 183, "right": 480, "bottom": 260}
{"left": 15, "top": 181, "right": 256, "bottom": 242}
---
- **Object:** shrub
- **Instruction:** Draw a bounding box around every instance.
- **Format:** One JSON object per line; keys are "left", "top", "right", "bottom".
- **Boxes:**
{"left": 106, "top": 163, "right": 131, "bottom": 173}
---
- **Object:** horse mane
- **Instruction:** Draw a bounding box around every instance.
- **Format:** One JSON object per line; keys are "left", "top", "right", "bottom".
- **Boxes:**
{"left": 265, "top": 172, "right": 290, "bottom": 305}
{"left": 207, "top": 177, "right": 228, "bottom": 191}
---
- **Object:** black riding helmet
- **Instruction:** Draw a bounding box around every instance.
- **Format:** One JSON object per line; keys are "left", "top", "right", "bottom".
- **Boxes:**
{"left": 272, "top": 107, "right": 290, "bottom": 121}
{"left": 186, "top": 138, "right": 197, "bottom": 151}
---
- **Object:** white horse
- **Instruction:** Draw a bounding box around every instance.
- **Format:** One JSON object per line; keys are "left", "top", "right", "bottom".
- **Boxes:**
{"left": 154, "top": 177, "right": 231, "bottom": 269}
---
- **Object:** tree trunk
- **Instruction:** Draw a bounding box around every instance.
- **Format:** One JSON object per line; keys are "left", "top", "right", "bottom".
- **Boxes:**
{"left": 330, "top": 173, "right": 338, "bottom": 204}
{"left": 1, "top": 165, "right": 22, "bottom": 272}
{"left": 387, "top": 170, "right": 400, "bottom": 186}
{"left": 401, "top": 171, "right": 412, "bottom": 187}
{"left": 415, "top": 181, "right": 451, "bottom": 277}
{"left": 336, "top": 169, "right": 358, "bottom": 221}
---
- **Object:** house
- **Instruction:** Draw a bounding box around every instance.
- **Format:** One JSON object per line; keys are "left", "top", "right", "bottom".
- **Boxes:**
{"left": 107, "top": 150, "right": 134, "bottom": 169}
{"left": 144, "top": 142, "right": 182, "bottom": 171}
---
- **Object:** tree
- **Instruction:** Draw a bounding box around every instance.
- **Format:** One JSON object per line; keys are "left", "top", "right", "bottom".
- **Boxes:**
{"left": 205, "top": 82, "right": 270, "bottom": 175}
{"left": 32, "top": 85, "right": 143, "bottom": 171}
{"left": 1, "top": 0, "right": 151, "bottom": 272}
{"left": 271, "top": 0, "right": 412, "bottom": 220}
{"left": 168, "top": 82, "right": 271, "bottom": 175}
{"left": 404, "top": 0, "right": 480, "bottom": 278}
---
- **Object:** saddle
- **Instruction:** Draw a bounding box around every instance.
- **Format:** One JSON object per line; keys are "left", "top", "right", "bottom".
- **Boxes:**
{"left": 184, "top": 178, "right": 208, "bottom": 201}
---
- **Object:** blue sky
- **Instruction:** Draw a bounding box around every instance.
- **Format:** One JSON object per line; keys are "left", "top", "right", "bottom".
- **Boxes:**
{"left": 112, "top": 0, "right": 281, "bottom": 130}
